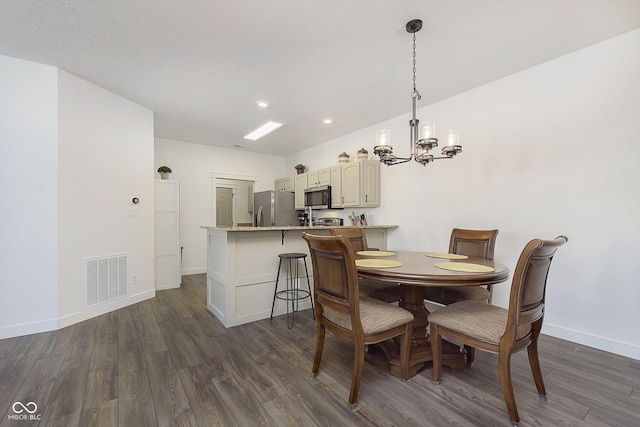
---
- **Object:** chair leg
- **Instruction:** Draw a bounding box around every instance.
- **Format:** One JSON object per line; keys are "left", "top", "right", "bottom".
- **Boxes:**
{"left": 527, "top": 324, "right": 547, "bottom": 400}
{"left": 400, "top": 323, "right": 412, "bottom": 381}
{"left": 498, "top": 349, "right": 520, "bottom": 426}
{"left": 270, "top": 258, "right": 284, "bottom": 321}
{"left": 465, "top": 345, "right": 475, "bottom": 365}
{"left": 302, "top": 257, "right": 315, "bottom": 320}
{"left": 285, "top": 258, "right": 296, "bottom": 329}
{"left": 348, "top": 339, "right": 365, "bottom": 406}
{"left": 312, "top": 322, "right": 325, "bottom": 377}
{"left": 430, "top": 324, "right": 442, "bottom": 384}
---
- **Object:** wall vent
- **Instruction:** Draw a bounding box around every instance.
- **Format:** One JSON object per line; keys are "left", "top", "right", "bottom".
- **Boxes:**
{"left": 84, "top": 254, "right": 128, "bottom": 308}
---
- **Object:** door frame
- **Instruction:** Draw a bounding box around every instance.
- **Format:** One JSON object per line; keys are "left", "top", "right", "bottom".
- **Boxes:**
{"left": 210, "top": 173, "right": 259, "bottom": 227}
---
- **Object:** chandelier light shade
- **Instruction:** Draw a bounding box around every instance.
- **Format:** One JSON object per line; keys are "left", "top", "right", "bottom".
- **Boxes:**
{"left": 374, "top": 19, "right": 462, "bottom": 166}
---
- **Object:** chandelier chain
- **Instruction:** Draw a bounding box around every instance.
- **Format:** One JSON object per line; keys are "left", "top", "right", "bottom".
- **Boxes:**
{"left": 412, "top": 31, "right": 421, "bottom": 100}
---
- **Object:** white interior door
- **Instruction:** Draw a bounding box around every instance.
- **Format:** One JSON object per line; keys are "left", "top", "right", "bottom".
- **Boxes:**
{"left": 155, "top": 180, "right": 181, "bottom": 289}
{"left": 216, "top": 187, "right": 234, "bottom": 227}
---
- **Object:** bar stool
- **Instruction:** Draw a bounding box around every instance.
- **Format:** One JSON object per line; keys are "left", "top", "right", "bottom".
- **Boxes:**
{"left": 270, "top": 253, "right": 314, "bottom": 328}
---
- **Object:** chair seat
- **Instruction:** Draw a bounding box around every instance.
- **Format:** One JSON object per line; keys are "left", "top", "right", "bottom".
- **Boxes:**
{"left": 424, "top": 286, "right": 490, "bottom": 305}
{"left": 323, "top": 297, "right": 414, "bottom": 335}
{"left": 428, "top": 301, "right": 531, "bottom": 345}
{"left": 359, "top": 279, "right": 400, "bottom": 303}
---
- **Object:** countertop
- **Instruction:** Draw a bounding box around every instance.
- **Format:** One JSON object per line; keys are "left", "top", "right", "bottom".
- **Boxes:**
{"left": 201, "top": 225, "right": 398, "bottom": 232}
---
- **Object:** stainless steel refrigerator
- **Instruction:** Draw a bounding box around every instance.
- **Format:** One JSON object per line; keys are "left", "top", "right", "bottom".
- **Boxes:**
{"left": 254, "top": 191, "right": 298, "bottom": 226}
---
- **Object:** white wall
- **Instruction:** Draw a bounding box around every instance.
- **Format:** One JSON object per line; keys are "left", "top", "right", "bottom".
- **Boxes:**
{"left": 0, "top": 56, "right": 156, "bottom": 338}
{"left": 0, "top": 56, "right": 59, "bottom": 336}
{"left": 287, "top": 30, "right": 640, "bottom": 359}
{"left": 57, "top": 70, "right": 156, "bottom": 326}
{"left": 154, "top": 138, "right": 286, "bottom": 274}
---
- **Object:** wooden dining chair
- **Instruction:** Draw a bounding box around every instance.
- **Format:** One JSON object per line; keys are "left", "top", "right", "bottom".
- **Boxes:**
{"left": 429, "top": 236, "right": 568, "bottom": 426}
{"left": 302, "top": 232, "right": 413, "bottom": 407}
{"left": 424, "top": 228, "right": 499, "bottom": 364}
{"left": 424, "top": 228, "right": 499, "bottom": 305}
{"left": 329, "top": 228, "right": 401, "bottom": 303}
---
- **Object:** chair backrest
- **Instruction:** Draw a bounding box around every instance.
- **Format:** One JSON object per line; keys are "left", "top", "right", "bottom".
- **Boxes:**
{"left": 449, "top": 228, "right": 499, "bottom": 260}
{"left": 302, "top": 232, "right": 362, "bottom": 328}
{"left": 506, "top": 236, "right": 568, "bottom": 337}
{"left": 329, "top": 228, "right": 368, "bottom": 253}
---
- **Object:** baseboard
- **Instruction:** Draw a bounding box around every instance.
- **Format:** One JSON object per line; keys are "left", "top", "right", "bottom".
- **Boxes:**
{"left": 58, "top": 289, "right": 156, "bottom": 329}
{"left": 207, "top": 302, "right": 226, "bottom": 326}
{"left": 0, "top": 318, "right": 59, "bottom": 340}
{"left": 155, "top": 284, "right": 181, "bottom": 290}
{"left": 543, "top": 323, "right": 640, "bottom": 360}
{"left": 182, "top": 267, "right": 206, "bottom": 275}
{"left": 0, "top": 291, "right": 156, "bottom": 340}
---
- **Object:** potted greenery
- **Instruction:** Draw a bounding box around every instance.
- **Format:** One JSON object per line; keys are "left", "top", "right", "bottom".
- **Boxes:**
{"left": 294, "top": 164, "right": 306, "bottom": 174}
{"left": 157, "top": 166, "right": 172, "bottom": 179}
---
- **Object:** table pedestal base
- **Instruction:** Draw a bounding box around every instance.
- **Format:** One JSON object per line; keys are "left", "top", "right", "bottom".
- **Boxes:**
{"left": 380, "top": 284, "right": 466, "bottom": 378}
{"left": 379, "top": 338, "right": 466, "bottom": 379}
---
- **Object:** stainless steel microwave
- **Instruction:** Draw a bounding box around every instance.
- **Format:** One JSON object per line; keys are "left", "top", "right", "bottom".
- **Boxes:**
{"left": 304, "top": 185, "right": 332, "bottom": 209}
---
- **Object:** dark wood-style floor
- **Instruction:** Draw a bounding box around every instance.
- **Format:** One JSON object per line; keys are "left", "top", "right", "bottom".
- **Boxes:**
{"left": 1, "top": 274, "right": 638, "bottom": 427}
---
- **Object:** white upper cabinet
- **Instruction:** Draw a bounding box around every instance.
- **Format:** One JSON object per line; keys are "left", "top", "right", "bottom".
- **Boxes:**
{"left": 294, "top": 173, "right": 308, "bottom": 209}
{"left": 318, "top": 167, "right": 331, "bottom": 186}
{"left": 330, "top": 165, "right": 343, "bottom": 208}
{"left": 284, "top": 176, "right": 295, "bottom": 192}
{"left": 275, "top": 176, "right": 295, "bottom": 192}
{"left": 291, "top": 160, "right": 380, "bottom": 209}
{"left": 307, "top": 168, "right": 330, "bottom": 188}
{"left": 361, "top": 160, "right": 380, "bottom": 207}
{"left": 341, "top": 160, "right": 380, "bottom": 208}
{"left": 307, "top": 170, "right": 319, "bottom": 188}
{"left": 341, "top": 162, "right": 361, "bottom": 207}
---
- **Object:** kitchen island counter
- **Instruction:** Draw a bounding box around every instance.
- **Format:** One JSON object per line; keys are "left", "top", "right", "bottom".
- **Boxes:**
{"left": 202, "top": 225, "right": 398, "bottom": 327}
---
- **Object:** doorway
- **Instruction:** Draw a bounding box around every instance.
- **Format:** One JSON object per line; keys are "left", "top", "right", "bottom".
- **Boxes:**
{"left": 215, "top": 187, "right": 233, "bottom": 227}
{"left": 211, "top": 174, "right": 257, "bottom": 227}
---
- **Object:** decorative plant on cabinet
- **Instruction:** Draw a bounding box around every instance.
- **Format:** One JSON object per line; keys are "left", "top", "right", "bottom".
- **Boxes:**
{"left": 157, "top": 166, "right": 172, "bottom": 179}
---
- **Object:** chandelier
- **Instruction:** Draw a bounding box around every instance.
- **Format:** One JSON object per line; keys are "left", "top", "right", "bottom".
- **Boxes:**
{"left": 374, "top": 19, "right": 462, "bottom": 166}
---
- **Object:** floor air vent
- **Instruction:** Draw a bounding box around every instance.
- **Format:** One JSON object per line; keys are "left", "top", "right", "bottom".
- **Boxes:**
{"left": 84, "top": 254, "right": 128, "bottom": 307}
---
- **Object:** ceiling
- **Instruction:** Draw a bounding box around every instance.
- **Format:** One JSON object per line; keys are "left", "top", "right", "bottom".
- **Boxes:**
{"left": 1, "top": 1, "right": 638, "bottom": 156}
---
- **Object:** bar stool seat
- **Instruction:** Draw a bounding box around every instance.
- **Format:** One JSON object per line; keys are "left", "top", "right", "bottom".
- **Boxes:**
{"left": 270, "top": 253, "right": 314, "bottom": 328}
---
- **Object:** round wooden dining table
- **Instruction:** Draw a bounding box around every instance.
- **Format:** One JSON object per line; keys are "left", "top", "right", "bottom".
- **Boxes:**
{"left": 356, "top": 251, "right": 509, "bottom": 379}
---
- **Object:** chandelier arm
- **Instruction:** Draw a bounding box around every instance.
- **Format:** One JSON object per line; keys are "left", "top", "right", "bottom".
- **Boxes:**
{"left": 384, "top": 157, "right": 412, "bottom": 166}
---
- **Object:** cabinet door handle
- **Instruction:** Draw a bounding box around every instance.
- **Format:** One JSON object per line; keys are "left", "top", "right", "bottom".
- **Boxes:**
{"left": 365, "top": 194, "right": 368, "bottom": 203}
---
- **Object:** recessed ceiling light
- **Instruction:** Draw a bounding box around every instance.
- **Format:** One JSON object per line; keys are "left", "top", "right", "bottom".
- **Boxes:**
{"left": 256, "top": 101, "right": 268, "bottom": 108}
{"left": 243, "top": 121, "right": 284, "bottom": 141}
{"left": 323, "top": 118, "right": 333, "bottom": 124}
